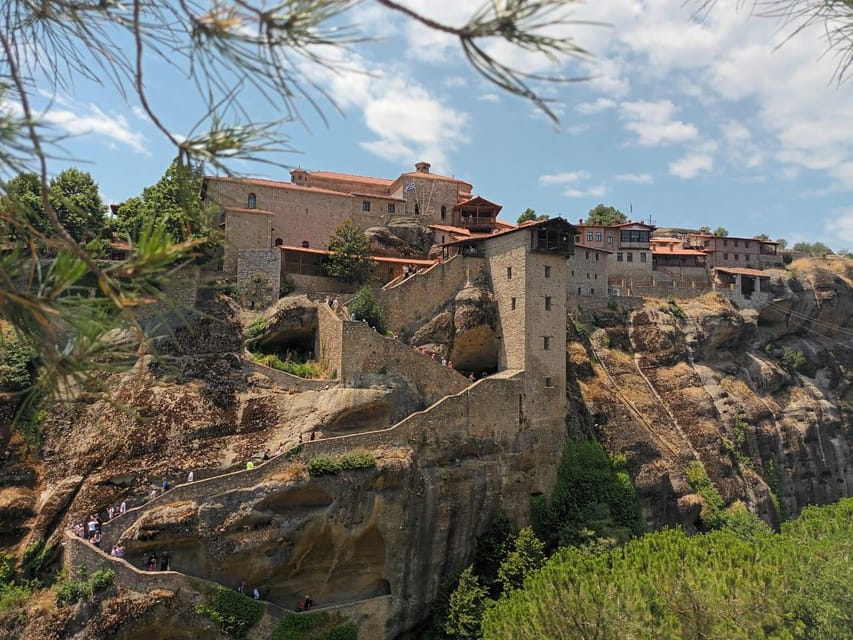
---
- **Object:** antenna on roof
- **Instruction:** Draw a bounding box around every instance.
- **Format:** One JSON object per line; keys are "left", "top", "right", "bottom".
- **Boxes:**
{"left": 647, "top": 213, "right": 655, "bottom": 225}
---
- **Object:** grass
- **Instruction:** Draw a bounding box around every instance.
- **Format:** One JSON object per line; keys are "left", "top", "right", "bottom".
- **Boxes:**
{"left": 307, "top": 450, "right": 376, "bottom": 477}
{"left": 252, "top": 353, "right": 323, "bottom": 379}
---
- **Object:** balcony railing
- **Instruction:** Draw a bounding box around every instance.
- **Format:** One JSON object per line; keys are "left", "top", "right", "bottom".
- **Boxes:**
{"left": 459, "top": 215, "right": 495, "bottom": 229}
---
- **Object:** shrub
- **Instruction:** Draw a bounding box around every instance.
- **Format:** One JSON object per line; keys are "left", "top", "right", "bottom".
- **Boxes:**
{"left": 21, "top": 540, "right": 52, "bottom": 579}
{"left": 251, "top": 353, "right": 322, "bottom": 379}
{"left": 0, "top": 323, "right": 36, "bottom": 391}
{"left": 686, "top": 460, "right": 728, "bottom": 530}
{"left": 347, "top": 287, "right": 386, "bottom": 333}
{"left": 307, "top": 450, "right": 376, "bottom": 477}
{"left": 280, "top": 275, "right": 296, "bottom": 297}
{"left": 55, "top": 569, "right": 114, "bottom": 607}
{"left": 0, "top": 582, "right": 35, "bottom": 623}
{"left": 780, "top": 348, "right": 807, "bottom": 373}
{"left": 196, "top": 587, "right": 265, "bottom": 639}
{"left": 321, "top": 623, "right": 359, "bottom": 640}
{"left": 246, "top": 316, "right": 267, "bottom": 340}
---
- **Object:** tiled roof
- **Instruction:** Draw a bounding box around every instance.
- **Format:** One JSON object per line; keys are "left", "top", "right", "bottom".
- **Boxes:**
{"left": 206, "top": 176, "right": 349, "bottom": 198}
{"left": 279, "top": 245, "right": 433, "bottom": 265}
{"left": 652, "top": 247, "right": 707, "bottom": 256}
{"left": 441, "top": 216, "right": 577, "bottom": 246}
{"left": 430, "top": 224, "right": 472, "bottom": 236}
{"left": 650, "top": 237, "right": 683, "bottom": 243}
{"left": 308, "top": 171, "right": 394, "bottom": 187}
{"left": 716, "top": 266, "right": 771, "bottom": 277}
{"left": 225, "top": 207, "right": 274, "bottom": 216}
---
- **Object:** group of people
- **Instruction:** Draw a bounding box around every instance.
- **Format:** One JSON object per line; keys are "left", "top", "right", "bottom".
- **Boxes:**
{"left": 416, "top": 347, "right": 453, "bottom": 370}
{"left": 109, "top": 543, "right": 126, "bottom": 558}
{"left": 144, "top": 551, "right": 171, "bottom": 571}
{"left": 401, "top": 264, "right": 420, "bottom": 279}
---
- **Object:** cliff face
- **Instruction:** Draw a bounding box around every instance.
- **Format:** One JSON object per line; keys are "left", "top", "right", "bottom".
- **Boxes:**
{"left": 1, "top": 259, "right": 852, "bottom": 639}
{"left": 574, "top": 258, "right": 853, "bottom": 530}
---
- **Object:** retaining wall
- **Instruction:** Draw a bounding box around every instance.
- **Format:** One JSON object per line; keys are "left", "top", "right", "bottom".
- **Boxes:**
{"left": 243, "top": 358, "right": 339, "bottom": 392}
{"left": 377, "top": 255, "right": 484, "bottom": 332}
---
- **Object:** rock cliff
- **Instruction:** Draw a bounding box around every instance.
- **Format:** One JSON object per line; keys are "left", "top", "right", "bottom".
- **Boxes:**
{"left": 1, "top": 258, "right": 852, "bottom": 639}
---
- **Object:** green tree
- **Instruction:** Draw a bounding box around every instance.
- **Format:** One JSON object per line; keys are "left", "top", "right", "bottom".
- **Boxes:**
{"left": 698, "top": 225, "right": 712, "bottom": 234}
{"left": 347, "top": 286, "right": 386, "bottom": 333}
{"left": 776, "top": 237, "right": 788, "bottom": 249}
{"left": 1, "top": 173, "right": 49, "bottom": 239}
{"left": 112, "top": 160, "right": 210, "bottom": 243}
{"left": 585, "top": 204, "right": 627, "bottom": 226}
{"left": 497, "top": 528, "right": 545, "bottom": 596}
{"left": 713, "top": 226, "right": 729, "bottom": 237}
{"left": 517, "top": 208, "right": 536, "bottom": 224}
{"left": 792, "top": 241, "right": 833, "bottom": 257}
{"left": 48, "top": 168, "right": 107, "bottom": 244}
{"left": 324, "top": 219, "right": 374, "bottom": 284}
{"left": 753, "top": 233, "right": 770, "bottom": 240}
{"left": 473, "top": 514, "right": 516, "bottom": 598}
{"left": 444, "top": 566, "right": 487, "bottom": 640}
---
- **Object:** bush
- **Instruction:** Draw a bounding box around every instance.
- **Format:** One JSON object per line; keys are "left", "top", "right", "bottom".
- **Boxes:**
{"left": 21, "top": 540, "right": 52, "bottom": 579}
{"left": 196, "top": 587, "right": 265, "bottom": 639}
{"left": 55, "top": 569, "right": 114, "bottom": 607}
{"left": 246, "top": 316, "right": 267, "bottom": 340}
{"left": 0, "top": 322, "right": 36, "bottom": 391}
{"left": 307, "top": 450, "right": 376, "bottom": 477}
{"left": 251, "top": 353, "right": 322, "bottom": 379}
{"left": 347, "top": 287, "right": 386, "bottom": 333}
{"left": 321, "top": 623, "right": 359, "bottom": 640}
{"left": 686, "top": 460, "right": 728, "bottom": 530}
{"left": 280, "top": 275, "right": 296, "bottom": 297}
{"left": 780, "top": 348, "right": 807, "bottom": 373}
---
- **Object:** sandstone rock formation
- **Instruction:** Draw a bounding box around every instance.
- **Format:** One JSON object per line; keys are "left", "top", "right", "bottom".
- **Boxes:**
{"left": 365, "top": 218, "right": 433, "bottom": 258}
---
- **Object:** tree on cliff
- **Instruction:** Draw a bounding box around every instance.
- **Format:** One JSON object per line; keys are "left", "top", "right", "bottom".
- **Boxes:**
{"left": 324, "top": 219, "right": 375, "bottom": 285}
{"left": 585, "top": 204, "right": 627, "bottom": 226}
{"left": 445, "top": 566, "right": 487, "bottom": 640}
{"left": 2, "top": 169, "right": 107, "bottom": 245}
{"left": 112, "top": 160, "right": 211, "bottom": 244}
{"left": 517, "top": 209, "right": 550, "bottom": 224}
{"left": 497, "top": 528, "right": 546, "bottom": 595}
{"left": 1, "top": 0, "right": 589, "bottom": 408}
{"left": 792, "top": 241, "right": 834, "bottom": 257}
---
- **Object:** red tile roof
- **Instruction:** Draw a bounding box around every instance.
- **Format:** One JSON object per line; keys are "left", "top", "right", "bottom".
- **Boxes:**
{"left": 225, "top": 207, "right": 274, "bottom": 216}
{"left": 206, "top": 176, "right": 350, "bottom": 198}
{"left": 652, "top": 247, "right": 707, "bottom": 256}
{"left": 308, "top": 171, "right": 394, "bottom": 187}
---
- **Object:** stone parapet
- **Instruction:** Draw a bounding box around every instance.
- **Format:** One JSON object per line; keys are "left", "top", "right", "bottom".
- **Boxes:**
{"left": 243, "top": 358, "right": 339, "bottom": 392}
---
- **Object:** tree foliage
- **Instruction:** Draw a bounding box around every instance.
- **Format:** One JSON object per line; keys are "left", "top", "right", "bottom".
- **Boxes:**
{"left": 113, "top": 160, "right": 211, "bottom": 244}
{"left": 516, "top": 208, "right": 549, "bottom": 224}
{"left": 347, "top": 286, "right": 386, "bottom": 333}
{"left": 713, "top": 226, "right": 729, "bottom": 237}
{"left": 496, "top": 528, "right": 545, "bottom": 596}
{"left": 585, "top": 204, "right": 627, "bottom": 226}
{"left": 531, "top": 439, "right": 643, "bottom": 551}
{"left": 323, "top": 220, "right": 374, "bottom": 285}
{"left": 482, "top": 498, "right": 853, "bottom": 640}
{"left": 792, "top": 241, "right": 834, "bottom": 257}
{"left": 444, "top": 566, "right": 487, "bottom": 640}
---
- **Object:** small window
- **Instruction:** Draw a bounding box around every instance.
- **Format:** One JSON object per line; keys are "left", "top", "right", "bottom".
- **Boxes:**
{"left": 595, "top": 253, "right": 599, "bottom": 261}
{"left": 594, "top": 273, "right": 598, "bottom": 279}
{"left": 441, "top": 205, "right": 447, "bottom": 220}
{"left": 585, "top": 251, "right": 590, "bottom": 259}
{"left": 543, "top": 336, "right": 551, "bottom": 350}
{"left": 274, "top": 238, "right": 283, "bottom": 247}
{"left": 544, "top": 265, "right": 551, "bottom": 278}
{"left": 587, "top": 272, "right": 590, "bottom": 279}
{"left": 507, "top": 266, "right": 512, "bottom": 279}
{"left": 724, "top": 253, "right": 729, "bottom": 259}
{"left": 595, "top": 232, "right": 602, "bottom": 242}
{"left": 545, "top": 296, "right": 552, "bottom": 311}
{"left": 388, "top": 203, "right": 395, "bottom": 214}
{"left": 607, "top": 235, "right": 614, "bottom": 245}
{"left": 734, "top": 254, "right": 739, "bottom": 260}
{"left": 247, "top": 193, "right": 257, "bottom": 209}
{"left": 577, "top": 287, "right": 582, "bottom": 295}
{"left": 723, "top": 239, "right": 728, "bottom": 247}
{"left": 745, "top": 241, "right": 750, "bottom": 248}
{"left": 627, "top": 252, "right": 633, "bottom": 262}
{"left": 511, "top": 297, "right": 517, "bottom": 310}
{"left": 640, "top": 252, "right": 647, "bottom": 262}
{"left": 544, "top": 377, "right": 554, "bottom": 388}
{"left": 745, "top": 254, "right": 750, "bottom": 262}
{"left": 415, "top": 203, "right": 420, "bottom": 215}
{"left": 586, "top": 231, "right": 593, "bottom": 241}
{"left": 617, "top": 252, "right": 623, "bottom": 262}
{"left": 362, "top": 200, "right": 371, "bottom": 212}
{"left": 734, "top": 240, "right": 739, "bottom": 247}
{"left": 590, "top": 288, "right": 595, "bottom": 295}
{"left": 571, "top": 270, "right": 574, "bottom": 276}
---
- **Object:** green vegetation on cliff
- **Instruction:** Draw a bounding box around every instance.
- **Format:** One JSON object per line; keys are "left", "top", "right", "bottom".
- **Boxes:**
{"left": 482, "top": 499, "right": 853, "bottom": 640}
{"left": 195, "top": 586, "right": 265, "bottom": 639}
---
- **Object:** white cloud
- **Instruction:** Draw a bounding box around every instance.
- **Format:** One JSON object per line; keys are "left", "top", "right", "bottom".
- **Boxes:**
{"left": 576, "top": 97, "right": 616, "bottom": 114}
{"left": 615, "top": 173, "right": 654, "bottom": 184}
{"left": 539, "top": 171, "right": 590, "bottom": 186}
{"left": 824, "top": 207, "right": 853, "bottom": 244}
{"left": 721, "top": 119, "right": 764, "bottom": 170}
{"left": 306, "top": 50, "right": 470, "bottom": 167}
{"left": 477, "top": 93, "right": 500, "bottom": 103}
{"left": 620, "top": 100, "right": 698, "bottom": 146}
{"left": 669, "top": 144, "right": 715, "bottom": 179}
{"left": 565, "top": 184, "right": 606, "bottom": 198}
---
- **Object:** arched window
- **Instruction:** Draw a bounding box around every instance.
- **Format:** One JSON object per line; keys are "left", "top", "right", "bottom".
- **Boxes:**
{"left": 440, "top": 205, "right": 447, "bottom": 220}
{"left": 274, "top": 238, "right": 283, "bottom": 247}
{"left": 247, "top": 193, "right": 257, "bottom": 209}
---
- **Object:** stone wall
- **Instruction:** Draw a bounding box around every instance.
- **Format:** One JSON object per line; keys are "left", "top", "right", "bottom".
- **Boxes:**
{"left": 571, "top": 295, "right": 645, "bottom": 317}
{"left": 237, "top": 249, "right": 281, "bottom": 309}
{"left": 377, "top": 255, "right": 483, "bottom": 333}
{"left": 243, "top": 359, "right": 339, "bottom": 392}
{"left": 485, "top": 234, "right": 528, "bottom": 371}
{"left": 316, "top": 303, "right": 344, "bottom": 379}
{"left": 133, "top": 265, "right": 203, "bottom": 323}
{"left": 609, "top": 251, "right": 653, "bottom": 281}
{"left": 338, "top": 319, "right": 469, "bottom": 405}
{"left": 64, "top": 531, "right": 393, "bottom": 639}
{"left": 288, "top": 273, "right": 357, "bottom": 296}
{"left": 224, "top": 209, "right": 272, "bottom": 274}
{"left": 568, "top": 249, "right": 608, "bottom": 298}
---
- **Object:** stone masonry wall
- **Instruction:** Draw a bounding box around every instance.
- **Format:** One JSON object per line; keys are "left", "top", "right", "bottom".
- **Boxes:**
{"left": 243, "top": 359, "right": 339, "bottom": 392}
{"left": 338, "top": 320, "right": 469, "bottom": 405}
{"left": 224, "top": 209, "right": 272, "bottom": 274}
{"left": 485, "top": 234, "right": 528, "bottom": 371}
{"left": 65, "top": 531, "right": 392, "bottom": 639}
{"left": 316, "top": 303, "right": 344, "bottom": 380}
{"left": 377, "top": 255, "right": 483, "bottom": 333}
{"left": 237, "top": 249, "right": 281, "bottom": 308}
{"left": 133, "top": 265, "right": 202, "bottom": 323}
{"left": 568, "top": 249, "right": 608, "bottom": 298}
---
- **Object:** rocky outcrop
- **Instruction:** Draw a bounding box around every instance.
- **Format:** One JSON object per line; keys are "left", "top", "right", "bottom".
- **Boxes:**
{"left": 247, "top": 295, "right": 318, "bottom": 352}
{"left": 365, "top": 219, "right": 433, "bottom": 258}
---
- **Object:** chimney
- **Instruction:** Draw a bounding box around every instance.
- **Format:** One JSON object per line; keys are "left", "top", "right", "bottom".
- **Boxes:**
{"left": 415, "top": 161, "right": 431, "bottom": 174}
{"left": 579, "top": 218, "right": 583, "bottom": 224}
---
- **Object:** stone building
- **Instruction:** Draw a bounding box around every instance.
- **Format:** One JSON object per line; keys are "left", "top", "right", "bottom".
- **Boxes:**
{"left": 686, "top": 233, "right": 782, "bottom": 269}
{"left": 573, "top": 220, "right": 655, "bottom": 282}
{"left": 567, "top": 244, "right": 611, "bottom": 298}
{"left": 202, "top": 162, "right": 503, "bottom": 276}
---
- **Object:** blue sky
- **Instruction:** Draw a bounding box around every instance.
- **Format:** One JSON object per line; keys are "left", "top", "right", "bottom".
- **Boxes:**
{"left": 8, "top": 0, "right": 853, "bottom": 248}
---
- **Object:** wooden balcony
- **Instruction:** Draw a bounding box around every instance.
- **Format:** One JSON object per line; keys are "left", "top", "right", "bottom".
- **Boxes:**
{"left": 458, "top": 215, "right": 496, "bottom": 230}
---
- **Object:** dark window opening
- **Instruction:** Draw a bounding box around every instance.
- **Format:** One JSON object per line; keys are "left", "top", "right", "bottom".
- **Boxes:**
{"left": 545, "top": 296, "right": 552, "bottom": 310}
{"left": 440, "top": 205, "right": 447, "bottom": 220}
{"left": 544, "top": 265, "right": 551, "bottom": 278}
{"left": 247, "top": 193, "right": 257, "bottom": 209}
{"left": 543, "top": 336, "right": 551, "bottom": 350}
{"left": 545, "top": 377, "right": 554, "bottom": 388}
{"left": 507, "top": 266, "right": 512, "bottom": 279}
{"left": 388, "top": 203, "right": 396, "bottom": 214}
{"left": 362, "top": 200, "right": 371, "bottom": 212}
{"left": 274, "top": 238, "right": 284, "bottom": 247}
{"left": 511, "top": 297, "right": 517, "bottom": 310}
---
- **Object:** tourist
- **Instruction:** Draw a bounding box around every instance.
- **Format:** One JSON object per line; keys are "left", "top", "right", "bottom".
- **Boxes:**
{"left": 238, "top": 581, "right": 247, "bottom": 594}
{"left": 107, "top": 505, "right": 115, "bottom": 520}
{"left": 263, "top": 449, "right": 271, "bottom": 461}
{"left": 161, "top": 479, "right": 170, "bottom": 493}
{"left": 160, "top": 552, "right": 171, "bottom": 571}
{"left": 441, "top": 358, "right": 447, "bottom": 367}
{"left": 110, "top": 545, "right": 118, "bottom": 557}
{"left": 252, "top": 587, "right": 260, "bottom": 600}
{"left": 296, "top": 597, "right": 305, "bottom": 612}
{"left": 89, "top": 532, "right": 101, "bottom": 547}
{"left": 187, "top": 470, "right": 194, "bottom": 483}
{"left": 119, "top": 500, "right": 127, "bottom": 514}
{"left": 246, "top": 460, "right": 255, "bottom": 470}
{"left": 147, "top": 553, "right": 158, "bottom": 571}
{"left": 276, "top": 443, "right": 284, "bottom": 456}
{"left": 448, "top": 361, "right": 453, "bottom": 370}
{"left": 331, "top": 298, "right": 339, "bottom": 312}
{"left": 304, "top": 595, "right": 313, "bottom": 610}
{"left": 87, "top": 516, "right": 98, "bottom": 535}
{"left": 468, "top": 372, "right": 475, "bottom": 381}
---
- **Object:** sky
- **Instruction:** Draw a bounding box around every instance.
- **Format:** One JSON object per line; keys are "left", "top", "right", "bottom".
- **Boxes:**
{"left": 7, "top": 0, "right": 853, "bottom": 249}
